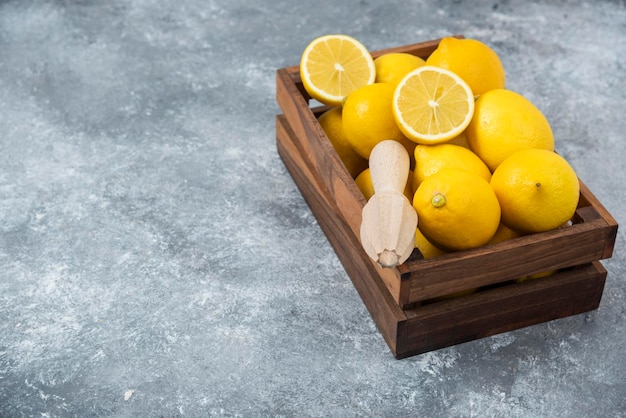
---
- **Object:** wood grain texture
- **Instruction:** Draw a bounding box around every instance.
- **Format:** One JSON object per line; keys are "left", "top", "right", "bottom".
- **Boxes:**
{"left": 276, "top": 115, "right": 406, "bottom": 353}
{"left": 399, "top": 205, "right": 616, "bottom": 305}
{"left": 277, "top": 69, "right": 405, "bottom": 302}
{"left": 396, "top": 262, "right": 606, "bottom": 358}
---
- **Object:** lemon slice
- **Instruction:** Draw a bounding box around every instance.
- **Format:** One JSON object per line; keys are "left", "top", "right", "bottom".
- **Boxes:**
{"left": 392, "top": 65, "right": 474, "bottom": 144}
{"left": 300, "top": 34, "right": 375, "bottom": 106}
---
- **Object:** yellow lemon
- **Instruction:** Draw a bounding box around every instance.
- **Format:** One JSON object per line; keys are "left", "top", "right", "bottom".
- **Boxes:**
{"left": 354, "top": 169, "right": 375, "bottom": 200}
{"left": 490, "top": 149, "right": 580, "bottom": 234}
{"left": 414, "top": 227, "right": 447, "bottom": 259}
{"left": 426, "top": 37, "right": 505, "bottom": 96}
{"left": 487, "top": 223, "right": 522, "bottom": 245}
{"left": 428, "top": 288, "right": 478, "bottom": 303}
{"left": 446, "top": 130, "right": 470, "bottom": 148}
{"left": 413, "top": 168, "right": 501, "bottom": 251}
{"left": 411, "top": 143, "right": 491, "bottom": 192}
{"left": 517, "top": 270, "right": 558, "bottom": 283}
{"left": 343, "top": 83, "right": 416, "bottom": 159}
{"left": 466, "top": 89, "right": 555, "bottom": 172}
{"left": 355, "top": 168, "right": 413, "bottom": 201}
{"left": 317, "top": 107, "right": 368, "bottom": 178}
{"left": 392, "top": 66, "right": 475, "bottom": 144}
{"left": 300, "top": 34, "right": 375, "bottom": 106}
{"left": 374, "top": 52, "right": 426, "bottom": 87}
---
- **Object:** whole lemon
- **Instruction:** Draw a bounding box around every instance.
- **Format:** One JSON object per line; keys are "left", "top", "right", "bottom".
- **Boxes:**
{"left": 374, "top": 52, "right": 426, "bottom": 87}
{"left": 490, "top": 148, "right": 579, "bottom": 234}
{"left": 413, "top": 168, "right": 501, "bottom": 251}
{"left": 355, "top": 167, "right": 413, "bottom": 201}
{"left": 466, "top": 89, "right": 555, "bottom": 172}
{"left": 317, "top": 107, "right": 368, "bottom": 178}
{"left": 517, "top": 270, "right": 558, "bottom": 283}
{"left": 487, "top": 223, "right": 522, "bottom": 245}
{"left": 342, "top": 83, "right": 416, "bottom": 159}
{"left": 414, "top": 227, "right": 447, "bottom": 259}
{"left": 412, "top": 143, "right": 491, "bottom": 192}
{"left": 426, "top": 37, "right": 505, "bottom": 96}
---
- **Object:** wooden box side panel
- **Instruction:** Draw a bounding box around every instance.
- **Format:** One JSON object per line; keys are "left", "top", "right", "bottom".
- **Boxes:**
{"left": 400, "top": 180, "right": 618, "bottom": 305}
{"left": 276, "top": 68, "right": 365, "bottom": 251}
{"left": 395, "top": 262, "right": 607, "bottom": 359}
{"left": 401, "top": 201, "right": 616, "bottom": 305}
{"left": 276, "top": 114, "right": 406, "bottom": 355}
{"left": 577, "top": 180, "right": 619, "bottom": 259}
{"left": 275, "top": 78, "right": 406, "bottom": 302}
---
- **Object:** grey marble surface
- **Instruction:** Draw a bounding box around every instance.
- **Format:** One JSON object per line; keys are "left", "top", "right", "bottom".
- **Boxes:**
{"left": 1, "top": 0, "right": 625, "bottom": 416}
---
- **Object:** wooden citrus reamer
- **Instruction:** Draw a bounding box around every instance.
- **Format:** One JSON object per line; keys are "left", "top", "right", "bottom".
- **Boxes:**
{"left": 360, "top": 140, "right": 417, "bottom": 268}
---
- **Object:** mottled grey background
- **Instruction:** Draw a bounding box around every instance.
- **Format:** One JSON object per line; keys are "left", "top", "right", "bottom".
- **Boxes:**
{"left": 1, "top": 0, "right": 625, "bottom": 416}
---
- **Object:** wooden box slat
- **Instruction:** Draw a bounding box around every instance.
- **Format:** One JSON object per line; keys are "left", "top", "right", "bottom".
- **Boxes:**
{"left": 276, "top": 113, "right": 406, "bottom": 353}
{"left": 398, "top": 263, "right": 606, "bottom": 358}
{"left": 398, "top": 206, "right": 615, "bottom": 305}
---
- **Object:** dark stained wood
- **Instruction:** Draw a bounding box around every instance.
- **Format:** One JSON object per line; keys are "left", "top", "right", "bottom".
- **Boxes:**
{"left": 577, "top": 180, "right": 619, "bottom": 258}
{"left": 396, "top": 262, "right": 606, "bottom": 358}
{"left": 276, "top": 115, "right": 406, "bottom": 353}
{"left": 277, "top": 68, "right": 406, "bottom": 302}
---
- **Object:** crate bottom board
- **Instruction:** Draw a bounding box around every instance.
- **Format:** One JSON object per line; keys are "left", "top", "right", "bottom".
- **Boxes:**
{"left": 276, "top": 114, "right": 607, "bottom": 359}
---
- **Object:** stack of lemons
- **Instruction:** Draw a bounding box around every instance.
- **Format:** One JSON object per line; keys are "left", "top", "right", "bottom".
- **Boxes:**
{"left": 300, "top": 34, "right": 580, "bottom": 261}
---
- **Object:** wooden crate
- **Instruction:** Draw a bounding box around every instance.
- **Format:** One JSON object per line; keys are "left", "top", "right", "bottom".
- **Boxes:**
{"left": 275, "top": 37, "right": 618, "bottom": 358}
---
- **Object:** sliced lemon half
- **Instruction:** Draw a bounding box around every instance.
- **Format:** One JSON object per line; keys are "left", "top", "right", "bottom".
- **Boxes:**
{"left": 300, "top": 34, "right": 375, "bottom": 106}
{"left": 392, "top": 65, "right": 474, "bottom": 144}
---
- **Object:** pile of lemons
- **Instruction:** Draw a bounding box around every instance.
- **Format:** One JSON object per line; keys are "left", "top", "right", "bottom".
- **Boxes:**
{"left": 300, "top": 34, "right": 580, "bottom": 259}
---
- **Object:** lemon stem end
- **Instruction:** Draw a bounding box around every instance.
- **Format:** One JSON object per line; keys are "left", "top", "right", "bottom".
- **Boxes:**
{"left": 431, "top": 193, "right": 447, "bottom": 208}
